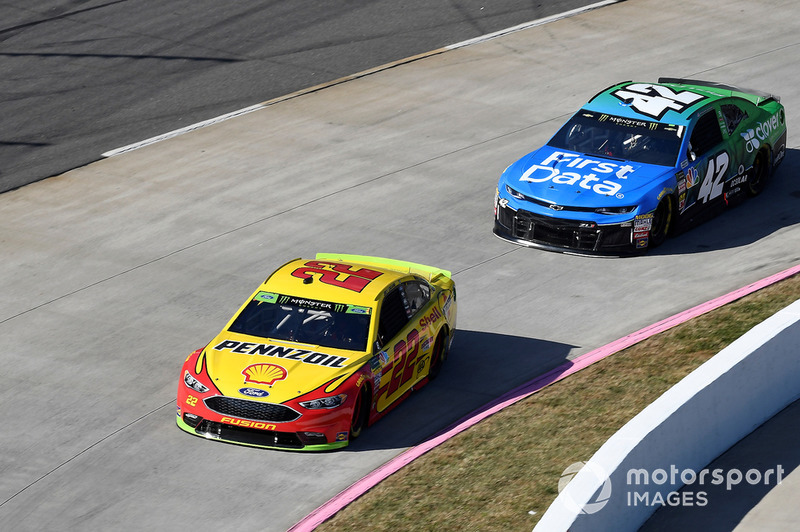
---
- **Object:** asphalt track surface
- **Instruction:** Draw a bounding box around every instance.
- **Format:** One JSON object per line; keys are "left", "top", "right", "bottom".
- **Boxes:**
{"left": 1, "top": 1, "right": 799, "bottom": 532}
{"left": 0, "top": 0, "right": 594, "bottom": 193}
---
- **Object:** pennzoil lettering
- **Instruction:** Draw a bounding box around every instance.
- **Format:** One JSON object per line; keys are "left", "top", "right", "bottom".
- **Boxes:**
{"left": 285, "top": 349, "right": 306, "bottom": 360}
{"left": 303, "top": 352, "right": 328, "bottom": 365}
{"left": 270, "top": 345, "right": 293, "bottom": 358}
{"left": 232, "top": 342, "right": 255, "bottom": 354}
{"left": 319, "top": 355, "right": 338, "bottom": 366}
{"left": 249, "top": 344, "right": 272, "bottom": 355}
{"left": 213, "top": 340, "right": 347, "bottom": 368}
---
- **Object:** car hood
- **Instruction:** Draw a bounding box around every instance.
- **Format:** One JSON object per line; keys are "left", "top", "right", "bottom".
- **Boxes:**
{"left": 503, "top": 146, "right": 673, "bottom": 207}
{"left": 202, "top": 331, "right": 368, "bottom": 403}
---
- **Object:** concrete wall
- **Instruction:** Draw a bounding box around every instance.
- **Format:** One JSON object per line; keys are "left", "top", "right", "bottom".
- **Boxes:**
{"left": 534, "top": 299, "right": 800, "bottom": 532}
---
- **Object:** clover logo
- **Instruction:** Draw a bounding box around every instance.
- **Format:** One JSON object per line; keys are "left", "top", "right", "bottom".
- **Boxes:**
{"left": 741, "top": 129, "right": 760, "bottom": 153}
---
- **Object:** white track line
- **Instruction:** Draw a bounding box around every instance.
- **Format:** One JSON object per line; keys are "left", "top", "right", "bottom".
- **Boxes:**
{"left": 101, "top": 0, "right": 622, "bottom": 158}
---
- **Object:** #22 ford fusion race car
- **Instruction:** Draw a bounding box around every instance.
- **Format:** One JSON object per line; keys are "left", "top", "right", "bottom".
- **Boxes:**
{"left": 494, "top": 78, "right": 787, "bottom": 254}
{"left": 177, "top": 253, "right": 456, "bottom": 451}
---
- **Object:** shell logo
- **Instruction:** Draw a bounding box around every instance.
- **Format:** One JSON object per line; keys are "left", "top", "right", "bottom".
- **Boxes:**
{"left": 242, "top": 363, "right": 287, "bottom": 386}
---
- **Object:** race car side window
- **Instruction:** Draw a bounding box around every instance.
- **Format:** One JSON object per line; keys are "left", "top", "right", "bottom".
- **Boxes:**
{"left": 720, "top": 104, "right": 747, "bottom": 135}
{"left": 689, "top": 109, "right": 724, "bottom": 157}
{"left": 377, "top": 287, "right": 410, "bottom": 348}
{"left": 402, "top": 281, "right": 431, "bottom": 316}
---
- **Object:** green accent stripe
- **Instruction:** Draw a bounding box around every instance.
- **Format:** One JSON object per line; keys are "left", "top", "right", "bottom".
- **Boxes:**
{"left": 175, "top": 416, "right": 349, "bottom": 452}
{"left": 315, "top": 253, "right": 451, "bottom": 279}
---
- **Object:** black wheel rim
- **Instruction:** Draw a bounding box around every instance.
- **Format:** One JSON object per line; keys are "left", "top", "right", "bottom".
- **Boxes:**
{"left": 429, "top": 334, "right": 445, "bottom": 379}
{"left": 350, "top": 389, "right": 365, "bottom": 438}
{"left": 650, "top": 198, "right": 672, "bottom": 246}
{"left": 748, "top": 151, "right": 767, "bottom": 196}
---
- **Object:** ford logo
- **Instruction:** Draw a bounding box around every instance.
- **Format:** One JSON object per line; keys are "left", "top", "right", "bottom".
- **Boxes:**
{"left": 239, "top": 387, "right": 269, "bottom": 398}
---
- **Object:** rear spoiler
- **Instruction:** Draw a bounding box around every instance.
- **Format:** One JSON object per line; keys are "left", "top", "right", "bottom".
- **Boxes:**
{"left": 315, "top": 253, "right": 451, "bottom": 282}
{"left": 658, "top": 77, "right": 780, "bottom": 105}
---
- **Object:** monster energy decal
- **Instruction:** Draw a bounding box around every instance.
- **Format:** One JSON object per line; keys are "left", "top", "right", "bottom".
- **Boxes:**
{"left": 252, "top": 291, "right": 371, "bottom": 315}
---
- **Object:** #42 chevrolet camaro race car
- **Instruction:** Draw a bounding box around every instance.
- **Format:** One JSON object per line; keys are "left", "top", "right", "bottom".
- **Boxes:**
{"left": 494, "top": 78, "right": 787, "bottom": 254}
{"left": 177, "top": 253, "right": 456, "bottom": 451}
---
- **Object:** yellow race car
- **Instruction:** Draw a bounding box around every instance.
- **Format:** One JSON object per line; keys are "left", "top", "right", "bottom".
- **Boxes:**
{"left": 176, "top": 253, "right": 457, "bottom": 451}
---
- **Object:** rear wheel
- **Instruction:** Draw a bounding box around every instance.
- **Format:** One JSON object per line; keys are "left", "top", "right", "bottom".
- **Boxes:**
{"left": 648, "top": 196, "right": 674, "bottom": 248}
{"left": 747, "top": 148, "right": 770, "bottom": 197}
{"left": 349, "top": 387, "right": 369, "bottom": 440}
{"left": 428, "top": 332, "right": 449, "bottom": 380}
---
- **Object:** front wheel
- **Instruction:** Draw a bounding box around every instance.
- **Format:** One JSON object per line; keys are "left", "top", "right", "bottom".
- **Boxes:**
{"left": 349, "top": 387, "right": 369, "bottom": 440}
{"left": 648, "top": 196, "right": 674, "bottom": 248}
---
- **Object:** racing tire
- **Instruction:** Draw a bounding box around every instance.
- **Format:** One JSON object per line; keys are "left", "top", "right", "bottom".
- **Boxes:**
{"left": 427, "top": 332, "right": 449, "bottom": 380}
{"left": 349, "top": 386, "right": 369, "bottom": 440}
{"left": 649, "top": 196, "right": 674, "bottom": 248}
{"left": 746, "top": 148, "right": 770, "bottom": 197}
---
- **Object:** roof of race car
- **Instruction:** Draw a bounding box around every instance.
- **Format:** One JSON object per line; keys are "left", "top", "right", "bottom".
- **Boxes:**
{"left": 582, "top": 79, "right": 777, "bottom": 126}
{"left": 261, "top": 254, "right": 450, "bottom": 306}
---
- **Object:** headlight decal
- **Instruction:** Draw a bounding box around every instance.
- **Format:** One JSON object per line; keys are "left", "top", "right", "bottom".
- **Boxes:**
{"left": 594, "top": 205, "right": 637, "bottom": 215}
{"left": 299, "top": 393, "right": 347, "bottom": 410}
{"left": 505, "top": 184, "right": 525, "bottom": 200}
{"left": 184, "top": 371, "right": 209, "bottom": 393}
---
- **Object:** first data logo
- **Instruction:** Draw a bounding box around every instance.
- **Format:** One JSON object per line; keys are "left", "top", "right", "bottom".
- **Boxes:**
{"left": 558, "top": 461, "right": 612, "bottom": 514}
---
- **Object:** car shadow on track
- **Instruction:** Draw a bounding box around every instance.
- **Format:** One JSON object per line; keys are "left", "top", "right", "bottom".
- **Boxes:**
{"left": 649, "top": 148, "right": 800, "bottom": 257}
{"left": 341, "top": 329, "right": 577, "bottom": 452}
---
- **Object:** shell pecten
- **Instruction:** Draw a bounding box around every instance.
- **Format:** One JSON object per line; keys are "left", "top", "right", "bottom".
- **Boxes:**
{"left": 242, "top": 363, "right": 287, "bottom": 386}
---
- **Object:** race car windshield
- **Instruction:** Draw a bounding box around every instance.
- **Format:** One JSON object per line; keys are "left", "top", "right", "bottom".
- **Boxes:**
{"left": 548, "top": 111, "right": 684, "bottom": 166}
{"left": 227, "top": 291, "right": 371, "bottom": 351}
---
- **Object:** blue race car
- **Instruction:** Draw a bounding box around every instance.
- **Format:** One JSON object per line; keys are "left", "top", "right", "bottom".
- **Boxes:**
{"left": 494, "top": 78, "right": 787, "bottom": 254}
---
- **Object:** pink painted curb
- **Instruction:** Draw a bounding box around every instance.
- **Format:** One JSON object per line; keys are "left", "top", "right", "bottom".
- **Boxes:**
{"left": 288, "top": 263, "right": 800, "bottom": 532}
